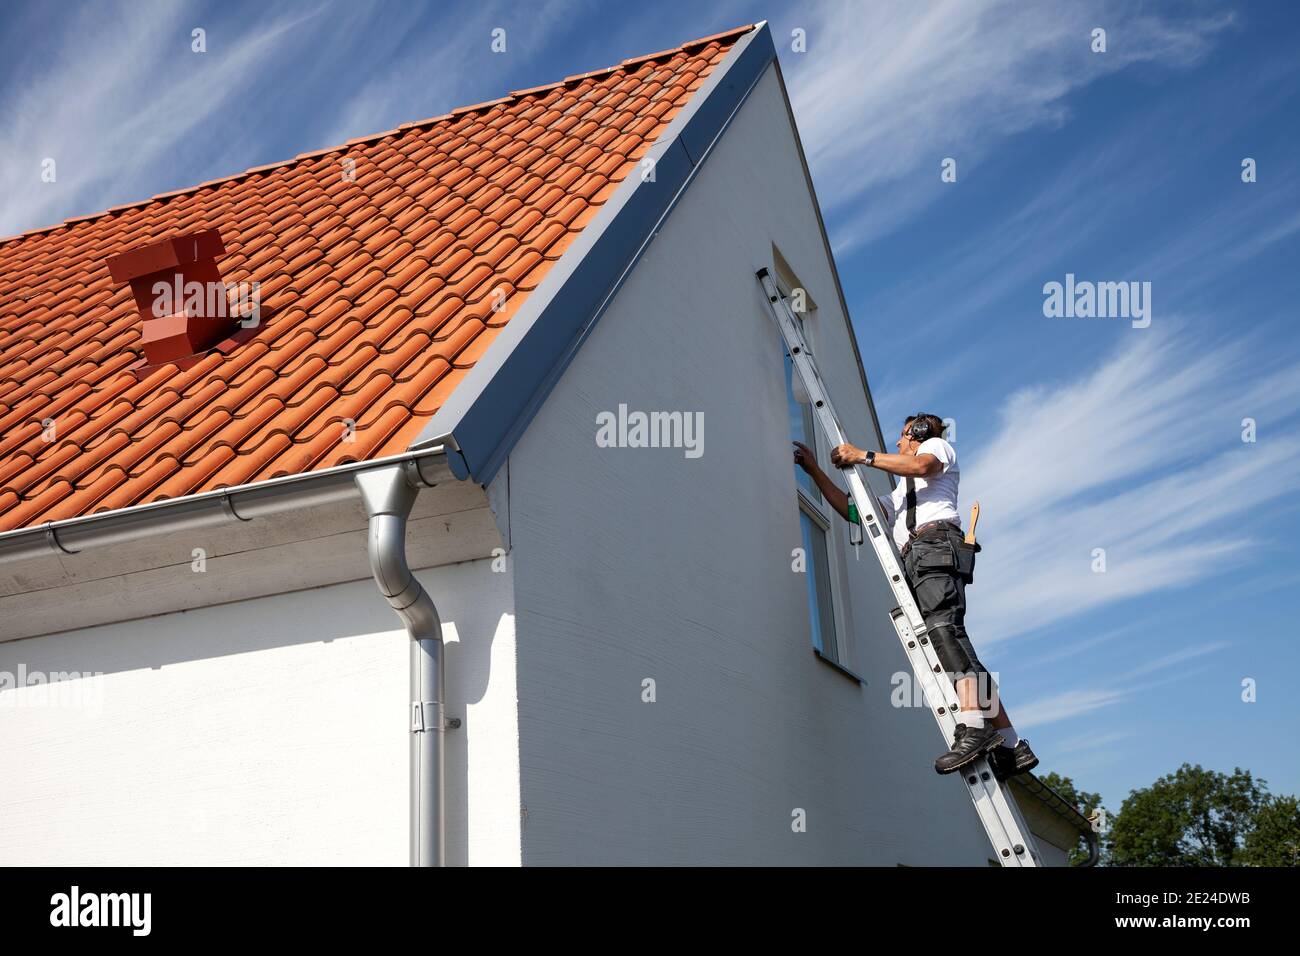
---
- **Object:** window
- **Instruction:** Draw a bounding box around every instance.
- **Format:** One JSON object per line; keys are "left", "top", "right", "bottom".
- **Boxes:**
{"left": 786, "top": 350, "right": 821, "bottom": 504}
{"left": 799, "top": 509, "right": 837, "bottom": 657}
{"left": 783, "top": 308, "right": 841, "bottom": 664}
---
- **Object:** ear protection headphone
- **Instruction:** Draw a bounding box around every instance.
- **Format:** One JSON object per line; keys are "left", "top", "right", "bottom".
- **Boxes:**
{"left": 905, "top": 415, "right": 937, "bottom": 443}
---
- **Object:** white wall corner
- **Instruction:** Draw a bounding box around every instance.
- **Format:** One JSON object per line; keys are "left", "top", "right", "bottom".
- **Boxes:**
{"left": 485, "top": 458, "right": 511, "bottom": 552}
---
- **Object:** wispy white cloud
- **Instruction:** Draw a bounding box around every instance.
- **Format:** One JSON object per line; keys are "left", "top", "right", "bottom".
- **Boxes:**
{"left": 963, "top": 330, "right": 1300, "bottom": 644}
{"left": 317, "top": 0, "right": 586, "bottom": 148}
{"left": 1015, "top": 687, "right": 1127, "bottom": 729}
{"left": 1213, "top": 565, "right": 1300, "bottom": 603}
{"left": 780, "top": 0, "right": 1235, "bottom": 248}
{"left": 0, "top": 0, "right": 628, "bottom": 238}
{"left": 0, "top": 3, "right": 324, "bottom": 236}
{"left": 1011, "top": 622, "right": 1140, "bottom": 670}
{"left": 1015, "top": 658, "right": 1218, "bottom": 730}
{"left": 1125, "top": 641, "right": 1230, "bottom": 679}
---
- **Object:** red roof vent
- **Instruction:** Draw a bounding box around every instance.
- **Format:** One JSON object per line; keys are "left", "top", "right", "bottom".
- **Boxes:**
{"left": 106, "top": 228, "right": 236, "bottom": 366}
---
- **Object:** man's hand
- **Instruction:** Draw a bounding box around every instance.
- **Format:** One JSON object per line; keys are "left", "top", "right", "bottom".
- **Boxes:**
{"left": 792, "top": 441, "right": 850, "bottom": 522}
{"left": 792, "top": 440, "right": 819, "bottom": 476}
{"left": 830, "top": 443, "right": 866, "bottom": 468}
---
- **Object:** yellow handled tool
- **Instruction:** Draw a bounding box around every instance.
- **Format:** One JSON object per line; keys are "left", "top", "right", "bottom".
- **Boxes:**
{"left": 965, "top": 501, "right": 980, "bottom": 545}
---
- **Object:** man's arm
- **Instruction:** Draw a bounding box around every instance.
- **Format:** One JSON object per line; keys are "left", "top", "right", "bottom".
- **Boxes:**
{"left": 792, "top": 441, "right": 850, "bottom": 521}
{"left": 831, "top": 443, "right": 941, "bottom": 478}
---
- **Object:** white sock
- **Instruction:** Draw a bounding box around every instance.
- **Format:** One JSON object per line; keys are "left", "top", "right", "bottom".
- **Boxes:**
{"left": 961, "top": 710, "right": 985, "bottom": 729}
{"left": 998, "top": 726, "right": 1019, "bottom": 748}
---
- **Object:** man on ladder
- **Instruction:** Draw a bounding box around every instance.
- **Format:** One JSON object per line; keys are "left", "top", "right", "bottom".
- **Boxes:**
{"left": 793, "top": 413, "right": 1038, "bottom": 780}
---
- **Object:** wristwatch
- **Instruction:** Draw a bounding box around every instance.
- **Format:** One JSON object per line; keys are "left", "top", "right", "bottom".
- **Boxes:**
{"left": 864, "top": 450, "right": 876, "bottom": 466}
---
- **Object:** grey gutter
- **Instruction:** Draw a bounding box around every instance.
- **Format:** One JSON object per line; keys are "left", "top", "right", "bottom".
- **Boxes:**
{"left": 0, "top": 445, "right": 452, "bottom": 566}
{"left": 409, "top": 22, "right": 776, "bottom": 485}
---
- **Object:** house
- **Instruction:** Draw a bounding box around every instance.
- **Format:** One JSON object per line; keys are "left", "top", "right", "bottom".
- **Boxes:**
{"left": 0, "top": 22, "right": 1089, "bottom": 866}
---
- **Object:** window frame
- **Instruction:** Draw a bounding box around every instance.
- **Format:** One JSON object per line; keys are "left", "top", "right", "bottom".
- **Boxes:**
{"left": 798, "top": 501, "right": 838, "bottom": 659}
{"left": 777, "top": 272, "right": 852, "bottom": 668}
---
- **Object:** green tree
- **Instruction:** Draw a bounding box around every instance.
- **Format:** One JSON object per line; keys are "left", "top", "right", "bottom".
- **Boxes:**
{"left": 1109, "top": 764, "right": 1265, "bottom": 866}
{"left": 1038, "top": 771, "right": 1107, "bottom": 865}
{"left": 1243, "top": 795, "right": 1300, "bottom": 866}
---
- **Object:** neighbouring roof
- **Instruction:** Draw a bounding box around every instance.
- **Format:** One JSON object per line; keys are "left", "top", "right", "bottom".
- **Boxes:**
{"left": 1013, "top": 773, "right": 1096, "bottom": 833}
{"left": 1011, "top": 772, "right": 1098, "bottom": 864}
{"left": 0, "top": 25, "right": 758, "bottom": 534}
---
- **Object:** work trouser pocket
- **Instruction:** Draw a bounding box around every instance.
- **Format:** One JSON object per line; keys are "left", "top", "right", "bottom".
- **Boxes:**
{"left": 910, "top": 539, "right": 956, "bottom": 572}
{"left": 912, "top": 568, "right": 961, "bottom": 618}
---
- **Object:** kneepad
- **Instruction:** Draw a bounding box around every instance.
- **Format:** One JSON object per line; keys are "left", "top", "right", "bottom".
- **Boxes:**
{"left": 926, "top": 622, "right": 987, "bottom": 681}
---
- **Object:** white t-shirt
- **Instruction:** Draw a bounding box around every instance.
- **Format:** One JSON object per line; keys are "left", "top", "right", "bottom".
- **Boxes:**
{"left": 876, "top": 438, "right": 961, "bottom": 551}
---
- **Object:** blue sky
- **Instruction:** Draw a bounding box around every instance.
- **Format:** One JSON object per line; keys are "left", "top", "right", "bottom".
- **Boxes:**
{"left": 3, "top": 0, "right": 1298, "bottom": 818}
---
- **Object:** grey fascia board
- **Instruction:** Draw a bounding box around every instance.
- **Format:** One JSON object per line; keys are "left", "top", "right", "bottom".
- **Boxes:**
{"left": 410, "top": 22, "right": 777, "bottom": 485}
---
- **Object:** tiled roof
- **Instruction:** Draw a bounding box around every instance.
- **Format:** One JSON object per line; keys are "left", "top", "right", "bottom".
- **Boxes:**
{"left": 0, "top": 25, "right": 751, "bottom": 533}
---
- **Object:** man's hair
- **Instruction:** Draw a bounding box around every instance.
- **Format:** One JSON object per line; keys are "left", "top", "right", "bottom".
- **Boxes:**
{"left": 903, "top": 413, "right": 946, "bottom": 441}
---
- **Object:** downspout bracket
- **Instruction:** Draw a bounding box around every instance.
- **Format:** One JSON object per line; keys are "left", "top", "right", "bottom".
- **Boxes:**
{"left": 411, "top": 702, "right": 461, "bottom": 732}
{"left": 44, "top": 522, "right": 79, "bottom": 556}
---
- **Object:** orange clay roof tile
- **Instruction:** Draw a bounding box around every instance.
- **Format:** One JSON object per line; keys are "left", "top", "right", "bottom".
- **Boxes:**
{"left": 0, "top": 26, "right": 751, "bottom": 532}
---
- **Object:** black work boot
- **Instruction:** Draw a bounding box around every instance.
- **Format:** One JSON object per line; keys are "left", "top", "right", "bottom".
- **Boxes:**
{"left": 935, "top": 723, "right": 1004, "bottom": 775}
{"left": 990, "top": 740, "right": 1040, "bottom": 781}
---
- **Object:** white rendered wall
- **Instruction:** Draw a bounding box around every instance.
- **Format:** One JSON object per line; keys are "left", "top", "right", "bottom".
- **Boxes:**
{"left": 0, "top": 557, "right": 519, "bottom": 866}
{"left": 504, "top": 63, "right": 992, "bottom": 865}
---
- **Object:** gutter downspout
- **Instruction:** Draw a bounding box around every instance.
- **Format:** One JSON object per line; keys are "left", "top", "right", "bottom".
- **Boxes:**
{"left": 1081, "top": 830, "right": 1101, "bottom": 867}
{"left": 1081, "top": 815, "right": 1102, "bottom": 867}
{"left": 355, "top": 460, "right": 454, "bottom": 867}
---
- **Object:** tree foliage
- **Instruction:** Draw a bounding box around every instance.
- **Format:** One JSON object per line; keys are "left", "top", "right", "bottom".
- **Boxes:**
{"left": 1107, "top": 764, "right": 1266, "bottom": 866}
{"left": 1037, "top": 763, "right": 1300, "bottom": 866}
{"left": 1242, "top": 795, "right": 1300, "bottom": 867}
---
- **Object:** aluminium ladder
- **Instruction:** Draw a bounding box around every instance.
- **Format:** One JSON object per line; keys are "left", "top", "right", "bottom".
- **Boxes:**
{"left": 756, "top": 268, "right": 1042, "bottom": 867}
